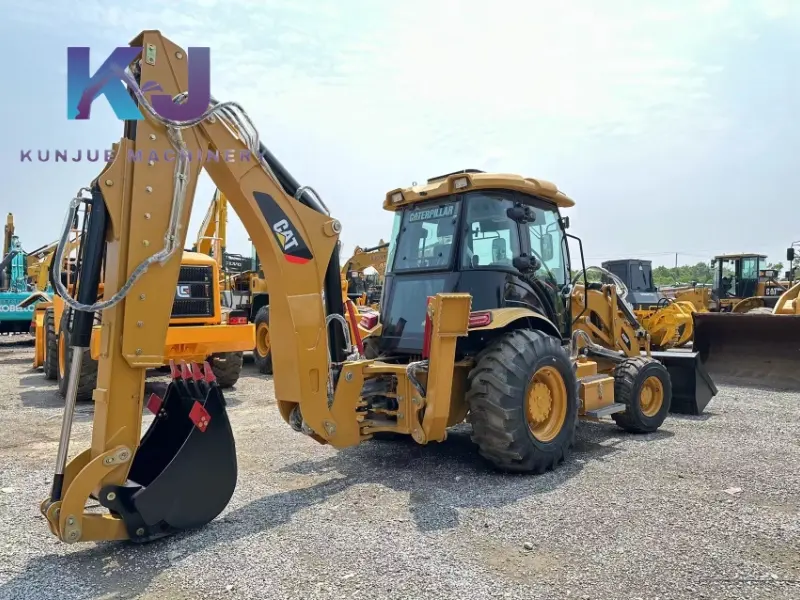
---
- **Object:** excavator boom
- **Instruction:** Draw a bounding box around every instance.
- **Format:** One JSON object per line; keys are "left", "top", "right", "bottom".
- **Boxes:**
{"left": 42, "top": 31, "right": 363, "bottom": 544}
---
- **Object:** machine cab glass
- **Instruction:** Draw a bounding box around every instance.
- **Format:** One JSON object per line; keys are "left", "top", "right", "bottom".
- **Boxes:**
{"left": 380, "top": 190, "right": 571, "bottom": 354}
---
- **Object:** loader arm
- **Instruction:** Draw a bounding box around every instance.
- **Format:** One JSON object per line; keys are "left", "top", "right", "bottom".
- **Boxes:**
{"left": 41, "top": 30, "right": 371, "bottom": 545}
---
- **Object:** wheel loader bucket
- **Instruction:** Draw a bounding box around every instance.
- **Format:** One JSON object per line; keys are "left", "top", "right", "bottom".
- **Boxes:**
{"left": 99, "top": 362, "right": 237, "bottom": 543}
{"left": 692, "top": 312, "right": 800, "bottom": 390}
{"left": 649, "top": 350, "right": 718, "bottom": 416}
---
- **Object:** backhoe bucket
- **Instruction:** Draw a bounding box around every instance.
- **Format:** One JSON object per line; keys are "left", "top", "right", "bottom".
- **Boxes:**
{"left": 650, "top": 350, "right": 718, "bottom": 416}
{"left": 99, "top": 362, "right": 237, "bottom": 543}
{"left": 692, "top": 312, "right": 800, "bottom": 390}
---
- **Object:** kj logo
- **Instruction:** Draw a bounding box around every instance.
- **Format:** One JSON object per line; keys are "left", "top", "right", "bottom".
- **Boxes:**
{"left": 66, "top": 46, "right": 211, "bottom": 121}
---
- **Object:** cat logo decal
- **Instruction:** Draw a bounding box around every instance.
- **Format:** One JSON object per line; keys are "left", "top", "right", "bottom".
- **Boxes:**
{"left": 253, "top": 191, "right": 314, "bottom": 264}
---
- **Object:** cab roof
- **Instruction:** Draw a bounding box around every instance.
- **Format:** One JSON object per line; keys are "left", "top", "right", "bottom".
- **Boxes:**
{"left": 713, "top": 253, "right": 767, "bottom": 260}
{"left": 383, "top": 169, "right": 575, "bottom": 212}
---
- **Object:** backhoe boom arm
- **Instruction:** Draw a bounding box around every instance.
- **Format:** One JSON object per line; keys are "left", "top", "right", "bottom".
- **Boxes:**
{"left": 42, "top": 31, "right": 366, "bottom": 545}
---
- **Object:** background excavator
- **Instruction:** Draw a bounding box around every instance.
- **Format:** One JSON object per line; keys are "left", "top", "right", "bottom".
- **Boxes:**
{"left": 1, "top": 213, "right": 36, "bottom": 334}
{"left": 40, "top": 31, "right": 715, "bottom": 546}
{"left": 693, "top": 245, "right": 800, "bottom": 388}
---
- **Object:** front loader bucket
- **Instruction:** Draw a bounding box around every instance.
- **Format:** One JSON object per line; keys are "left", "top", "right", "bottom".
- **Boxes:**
{"left": 692, "top": 312, "right": 800, "bottom": 390}
{"left": 650, "top": 350, "right": 718, "bottom": 416}
{"left": 99, "top": 362, "right": 237, "bottom": 543}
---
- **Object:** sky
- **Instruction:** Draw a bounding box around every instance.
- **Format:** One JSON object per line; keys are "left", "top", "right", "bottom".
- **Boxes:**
{"left": 2, "top": 0, "right": 799, "bottom": 271}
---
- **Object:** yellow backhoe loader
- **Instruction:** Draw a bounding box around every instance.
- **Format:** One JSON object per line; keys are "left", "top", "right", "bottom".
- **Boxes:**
{"left": 693, "top": 246, "right": 800, "bottom": 388}
{"left": 40, "top": 31, "right": 715, "bottom": 546}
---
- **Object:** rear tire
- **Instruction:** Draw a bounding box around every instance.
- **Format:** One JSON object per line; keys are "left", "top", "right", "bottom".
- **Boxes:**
{"left": 466, "top": 329, "right": 579, "bottom": 473}
{"left": 43, "top": 308, "right": 58, "bottom": 380}
{"left": 611, "top": 357, "right": 671, "bottom": 433}
{"left": 56, "top": 312, "right": 98, "bottom": 402}
{"left": 253, "top": 306, "right": 273, "bottom": 374}
{"left": 208, "top": 351, "right": 244, "bottom": 388}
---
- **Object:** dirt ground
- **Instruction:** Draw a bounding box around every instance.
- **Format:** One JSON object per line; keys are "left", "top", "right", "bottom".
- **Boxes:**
{"left": 1, "top": 335, "right": 799, "bottom": 600}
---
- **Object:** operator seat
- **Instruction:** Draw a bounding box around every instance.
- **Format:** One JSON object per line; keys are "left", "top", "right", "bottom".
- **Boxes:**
{"left": 492, "top": 237, "right": 511, "bottom": 266}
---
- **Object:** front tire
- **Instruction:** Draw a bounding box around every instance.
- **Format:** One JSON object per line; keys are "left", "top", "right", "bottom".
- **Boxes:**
{"left": 253, "top": 306, "right": 273, "bottom": 375}
{"left": 466, "top": 329, "right": 579, "bottom": 473}
{"left": 208, "top": 351, "right": 244, "bottom": 388}
{"left": 611, "top": 357, "right": 672, "bottom": 433}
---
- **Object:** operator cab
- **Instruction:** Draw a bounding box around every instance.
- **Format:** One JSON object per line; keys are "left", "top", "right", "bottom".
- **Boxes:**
{"left": 710, "top": 253, "right": 765, "bottom": 302}
{"left": 601, "top": 259, "right": 663, "bottom": 308}
{"left": 377, "top": 170, "right": 574, "bottom": 356}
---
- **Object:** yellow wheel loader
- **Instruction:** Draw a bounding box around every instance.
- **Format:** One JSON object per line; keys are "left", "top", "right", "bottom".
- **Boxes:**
{"left": 600, "top": 259, "right": 696, "bottom": 349}
{"left": 708, "top": 253, "right": 789, "bottom": 312}
{"left": 40, "top": 31, "right": 715, "bottom": 546}
{"left": 693, "top": 246, "right": 800, "bottom": 388}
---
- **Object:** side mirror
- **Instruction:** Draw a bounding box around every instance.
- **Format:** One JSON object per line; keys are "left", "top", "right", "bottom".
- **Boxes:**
{"left": 542, "top": 233, "right": 554, "bottom": 262}
{"left": 560, "top": 216, "right": 570, "bottom": 230}
{"left": 507, "top": 205, "right": 536, "bottom": 223}
{"left": 788, "top": 247, "right": 796, "bottom": 262}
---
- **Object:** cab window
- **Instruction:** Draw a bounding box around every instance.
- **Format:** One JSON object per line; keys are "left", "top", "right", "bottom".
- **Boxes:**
{"left": 527, "top": 207, "right": 568, "bottom": 287}
{"left": 391, "top": 201, "right": 460, "bottom": 271}
{"left": 741, "top": 257, "right": 758, "bottom": 279}
{"left": 460, "top": 192, "right": 521, "bottom": 269}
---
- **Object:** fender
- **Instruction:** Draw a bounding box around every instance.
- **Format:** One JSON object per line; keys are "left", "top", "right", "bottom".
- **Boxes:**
{"left": 468, "top": 307, "right": 562, "bottom": 340}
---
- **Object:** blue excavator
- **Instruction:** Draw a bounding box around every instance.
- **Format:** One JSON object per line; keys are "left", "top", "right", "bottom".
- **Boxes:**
{"left": 0, "top": 213, "right": 35, "bottom": 334}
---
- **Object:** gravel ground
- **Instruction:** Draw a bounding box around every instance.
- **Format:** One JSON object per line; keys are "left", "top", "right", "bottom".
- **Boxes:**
{"left": 0, "top": 335, "right": 799, "bottom": 600}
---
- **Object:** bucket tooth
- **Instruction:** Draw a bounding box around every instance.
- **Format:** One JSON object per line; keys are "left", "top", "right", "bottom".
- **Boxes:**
{"left": 180, "top": 360, "right": 192, "bottom": 380}
{"left": 203, "top": 361, "right": 216, "bottom": 384}
{"left": 169, "top": 359, "right": 180, "bottom": 380}
{"left": 97, "top": 377, "right": 237, "bottom": 543}
{"left": 191, "top": 362, "right": 203, "bottom": 381}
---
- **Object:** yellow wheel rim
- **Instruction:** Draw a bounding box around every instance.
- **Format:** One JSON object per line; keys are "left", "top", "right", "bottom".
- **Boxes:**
{"left": 639, "top": 375, "right": 664, "bottom": 417}
{"left": 256, "top": 322, "right": 270, "bottom": 357}
{"left": 525, "top": 366, "right": 568, "bottom": 443}
{"left": 58, "top": 332, "right": 65, "bottom": 378}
